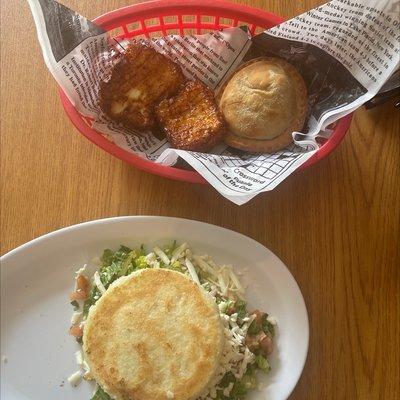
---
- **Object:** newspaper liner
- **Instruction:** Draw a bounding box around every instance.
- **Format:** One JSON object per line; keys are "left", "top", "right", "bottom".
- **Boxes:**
{"left": 28, "top": 0, "right": 399, "bottom": 205}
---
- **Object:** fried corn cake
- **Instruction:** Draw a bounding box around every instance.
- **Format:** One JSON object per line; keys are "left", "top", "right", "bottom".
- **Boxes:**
{"left": 83, "top": 268, "right": 224, "bottom": 400}
{"left": 99, "top": 43, "right": 185, "bottom": 131}
{"left": 156, "top": 80, "right": 226, "bottom": 152}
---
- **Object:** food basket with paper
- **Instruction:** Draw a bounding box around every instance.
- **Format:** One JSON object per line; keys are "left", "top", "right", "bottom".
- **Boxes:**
{"left": 29, "top": 0, "right": 399, "bottom": 204}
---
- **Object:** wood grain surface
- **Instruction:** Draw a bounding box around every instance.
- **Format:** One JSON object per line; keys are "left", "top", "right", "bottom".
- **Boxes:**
{"left": 1, "top": 1, "right": 399, "bottom": 399}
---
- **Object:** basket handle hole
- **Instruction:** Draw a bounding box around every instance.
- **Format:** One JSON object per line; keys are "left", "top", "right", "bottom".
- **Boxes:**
{"left": 107, "top": 26, "right": 125, "bottom": 39}
{"left": 163, "top": 15, "right": 178, "bottom": 25}
{"left": 166, "top": 28, "right": 180, "bottom": 36}
{"left": 219, "top": 17, "right": 234, "bottom": 28}
{"left": 144, "top": 17, "right": 161, "bottom": 28}
{"left": 200, "top": 15, "right": 215, "bottom": 24}
{"left": 182, "top": 15, "right": 196, "bottom": 24}
{"left": 126, "top": 21, "right": 140, "bottom": 32}
{"left": 182, "top": 28, "right": 197, "bottom": 36}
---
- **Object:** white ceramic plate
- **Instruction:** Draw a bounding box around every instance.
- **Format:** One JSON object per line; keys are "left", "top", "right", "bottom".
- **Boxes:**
{"left": 1, "top": 216, "right": 309, "bottom": 400}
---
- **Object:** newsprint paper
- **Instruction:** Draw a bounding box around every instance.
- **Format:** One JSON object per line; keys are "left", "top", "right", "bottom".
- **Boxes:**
{"left": 28, "top": 0, "right": 399, "bottom": 204}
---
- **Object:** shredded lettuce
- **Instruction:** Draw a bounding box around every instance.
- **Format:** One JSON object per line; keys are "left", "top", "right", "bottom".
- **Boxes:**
{"left": 76, "top": 242, "right": 274, "bottom": 399}
{"left": 91, "top": 386, "right": 112, "bottom": 400}
{"left": 135, "top": 255, "right": 148, "bottom": 269}
{"left": 262, "top": 314, "right": 275, "bottom": 338}
{"left": 83, "top": 246, "right": 141, "bottom": 316}
{"left": 247, "top": 313, "right": 275, "bottom": 337}
{"left": 170, "top": 260, "right": 185, "bottom": 273}
{"left": 214, "top": 366, "right": 258, "bottom": 399}
{"left": 83, "top": 286, "right": 100, "bottom": 317}
{"left": 248, "top": 318, "right": 260, "bottom": 335}
{"left": 255, "top": 354, "right": 271, "bottom": 373}
{"left": 83, "top": 243, "right": 179, "bottom": 316}
{"left": 162, "top": 240, "right": 177, "bottom": 258}
{"left": 235, "top": 299, "right": 247, "bottom": 319}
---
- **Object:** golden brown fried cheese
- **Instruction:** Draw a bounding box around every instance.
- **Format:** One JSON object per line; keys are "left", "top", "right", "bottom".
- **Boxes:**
{"left": 99, "top": 42, "right": 185, "bottom": 131}
{"left": 156, "top": 80, "right": 226, "bottom": 152}
{"left": 83, "top": 268, "right": 224, "bottom": 400}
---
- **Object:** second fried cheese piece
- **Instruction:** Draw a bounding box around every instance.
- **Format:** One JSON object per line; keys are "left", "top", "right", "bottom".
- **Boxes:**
{"left": 99, "top": 43, "right": 185, "bottom": 131}
{"left": 156, "top": 81, "right": 226, "bottom": 152}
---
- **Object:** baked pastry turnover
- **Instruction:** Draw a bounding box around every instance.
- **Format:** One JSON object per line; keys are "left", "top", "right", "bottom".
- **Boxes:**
{"left": 219, "top": 57, "right": 307, "bottom": 153}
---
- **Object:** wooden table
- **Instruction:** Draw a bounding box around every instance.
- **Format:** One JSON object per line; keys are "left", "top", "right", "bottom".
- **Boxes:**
{"left": 1, "top": 0, "right": 399, "bottom": 398}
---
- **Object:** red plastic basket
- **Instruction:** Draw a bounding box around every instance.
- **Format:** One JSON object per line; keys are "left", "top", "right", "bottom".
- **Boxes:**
{"left": 59, "top": 0, "right": 353, "bottom": 184}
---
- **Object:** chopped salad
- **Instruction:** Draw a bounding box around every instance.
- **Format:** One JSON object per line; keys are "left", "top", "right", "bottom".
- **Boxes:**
{"left": 69, "top": 242, "right": 277, "bottom": 400}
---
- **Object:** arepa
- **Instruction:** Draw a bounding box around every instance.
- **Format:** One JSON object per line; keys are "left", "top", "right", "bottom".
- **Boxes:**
{"left": 83, "top": 268, "right": 223, "bottom": 400}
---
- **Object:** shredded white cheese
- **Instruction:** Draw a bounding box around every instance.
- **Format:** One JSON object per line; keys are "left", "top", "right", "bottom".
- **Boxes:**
{"left": 145, "top": 252, "right": 156, "bottom": 265}
{"left": 223, "top": 382, "right": 234, "bottom": 396}
{"left": 75, "top": 350, "right": 83, "bottom": 366}
{"left": 75, "top": 264, "right": 87, "bottom": 276}
{"left": 229, "top": 268, "right": 244, "bottom": 293}
{"left": 198, "top": 298, "right": 256, "bottom": 398}
{"left": 171, "top": 242, "right": 187, "bottom": 263}
{"left": 230, "top": 313, "right": 238, "bottom": 323}
{"left": 166, "top": 391, "right": 174, "bottom": 399}
{"left": 73, "top": 349, "right": 92, "bottom": 381}
{"left": 193, "top": 255, "right": 217, "bottom": 276}
{"left": 217, "top": 272, "right": 228, "bottom": 296}
{"left": 82, "top": 359, "right": 92, "bottom": 380}
{"left": 153, "top": 246, "right": 170, "bottom": 265}
{"left": 185, "top": 258, "right": 200, "bottom": 285}
{"left": 68, "top": 371, "right": 82, "bottom": 387}
{"left": 185, "top": 248, "right": 192, "bottom": 258}
{"left": 93, "top": 271, "right": 106, "bottom": 294}
{"left": 71, "top": 311, "right": 82, "bottom": 325}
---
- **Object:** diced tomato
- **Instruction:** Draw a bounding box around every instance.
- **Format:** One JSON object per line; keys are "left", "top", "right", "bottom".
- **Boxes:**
{"left": 260, "top": 334, "right": 273, "bottom": 355}
{"left": 76, "top": 275, "right": 89, "bottom": 292}
{"left": 69, "top": 275, "right": 89, "bottom": 300}
{"left": 69, "top": 290, "right": 87, "bottom": 301}
{"left": 250, "top": 309, "right": 265, "bottom": 325}
{"left": 69, "top": 325, "right": 83, "bottom": 338}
